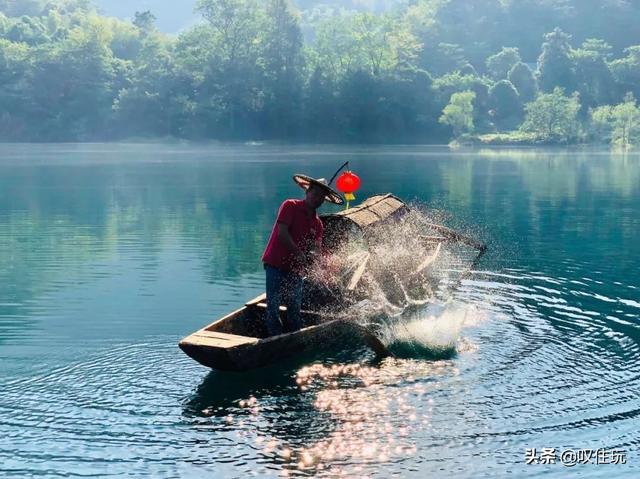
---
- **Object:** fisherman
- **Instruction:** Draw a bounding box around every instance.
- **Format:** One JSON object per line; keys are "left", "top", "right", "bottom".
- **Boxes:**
{"left": 261, "top": 174, "right": 343, "bottom": 336}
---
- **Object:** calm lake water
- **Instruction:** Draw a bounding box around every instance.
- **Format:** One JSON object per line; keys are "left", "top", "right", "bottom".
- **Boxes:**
{"left": 1, "top": 144, "right": 638, "bottom": 478}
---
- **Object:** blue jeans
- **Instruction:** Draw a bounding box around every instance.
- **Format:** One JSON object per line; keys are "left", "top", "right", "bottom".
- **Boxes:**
{"left": 264, "top": 264, "right": 303, "bottom": 336}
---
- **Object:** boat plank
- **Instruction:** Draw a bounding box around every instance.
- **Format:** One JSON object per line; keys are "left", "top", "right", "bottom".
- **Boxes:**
{"left": 245, "top": 293, "right": 266, "bottom": 307}
{"left": 347, "top": 252, "right": 370, "bottom": 291}
{"left": 185, "top": 331, "right": 259, "bottom": 348}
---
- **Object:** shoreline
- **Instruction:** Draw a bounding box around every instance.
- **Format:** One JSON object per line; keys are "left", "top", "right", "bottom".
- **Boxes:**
{"left": 455, "top": 133, "right": 637, "bottom": 150}
{"left": 0, "top": 138, "right": 625, "bottom": 151}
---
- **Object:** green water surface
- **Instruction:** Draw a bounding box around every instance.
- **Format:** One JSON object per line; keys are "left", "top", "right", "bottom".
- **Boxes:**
{"left": 0, "top": 144, "right": 638, "bottom": 478}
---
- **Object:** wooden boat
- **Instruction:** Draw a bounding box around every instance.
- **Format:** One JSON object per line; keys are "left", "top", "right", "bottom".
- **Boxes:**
{"left": 179, "top": 194, "right": 486, "bottom": 371}
{"left": 178, "top": 292, "right": 390, "bottom": 371}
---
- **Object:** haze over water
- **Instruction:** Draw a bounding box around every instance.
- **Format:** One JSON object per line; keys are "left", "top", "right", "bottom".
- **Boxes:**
{"left": 0, "top": 144, "right": 638, "bottom": 477}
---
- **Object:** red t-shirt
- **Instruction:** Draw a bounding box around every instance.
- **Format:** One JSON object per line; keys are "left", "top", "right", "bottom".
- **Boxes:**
{"left": 262, "top": 199, "right": 324, "bottom": 272}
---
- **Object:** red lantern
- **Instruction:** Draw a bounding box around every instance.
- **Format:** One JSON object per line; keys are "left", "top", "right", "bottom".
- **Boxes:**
{"left": 337, "top": 171, "right": 361, "bottom": 194}
{"left": 336, "top": 171, "right": 361, "bottom": 208}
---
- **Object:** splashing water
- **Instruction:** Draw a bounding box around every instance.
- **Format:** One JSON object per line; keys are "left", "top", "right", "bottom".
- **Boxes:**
{"left": 381, "top": 301, "right": 489, "bottom": 358}
{"left": 306, "top": 204, "right": 487, "bottom": 357}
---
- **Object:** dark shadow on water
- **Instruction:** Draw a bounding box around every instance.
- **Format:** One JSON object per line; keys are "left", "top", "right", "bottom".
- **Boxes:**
{"left": 387, "top": 341, "right": 458, "bottom": 360}
{"left": 182, "top": 344, "right": 380, "bottom": 418}
{"left": 180, "top": 347, "right": 386, "bottom": 456}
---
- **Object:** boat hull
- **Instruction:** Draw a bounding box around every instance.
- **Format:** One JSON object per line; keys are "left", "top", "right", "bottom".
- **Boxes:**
{"left": 179, "top": 304, "right": 387, "bottom": 371}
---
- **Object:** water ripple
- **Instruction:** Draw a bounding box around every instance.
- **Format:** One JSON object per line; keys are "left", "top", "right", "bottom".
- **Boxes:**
{"left": 2, "top": 146, "right": 639, "bottom": 477}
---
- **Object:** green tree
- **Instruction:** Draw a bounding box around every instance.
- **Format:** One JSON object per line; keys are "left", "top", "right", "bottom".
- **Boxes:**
{"left": 508, "top": 62, "right": 537, "bottom": 103}
{"left": 486, "top": 47, "right": 521, "bottom": 80}
{"left": 311, "top": 14, "right": 362, "bottom": 81}
{"left": 0, "top": 0, "right": 90, "bottom": 17}
{"left": 303, "top": 66, "right": 338, "bottom": 141}
{"left": 488, "top": 79, "right": 522, "bottom": 128}
{"left": 459, "top": 63, "right": 477, "bottom": 76}
{"left": 432, "top": 71, "right": 490, "bottom": 128}
{"left": 0, "top": 0, "right": 47, "bottom": 17}
{"left": 261, "top": 0, "right": 304, "bottom": 138}
{"left": 352, "top": 13, "right": 400, "bottom": 75}
{"left": 2, "top": 0, "right": 640, "bottom": 143}
{"left": 195, "top": 0, "right": 266, "bottom": 138}
{"left": 591, "top": 94, "right": 640, "bottom": 148}
{"left": 171, "top": 25, "right": 218, "bottom": 138}
{"left": 312, "top": 11, "right": 420, "bottom": 80}
{"left": 0, "top": 38, "right": 31, "bottom": 138}
{"left": 108, "top": 16, "right": 142, "bottom": 60}
{"left": 5, "top": 15, "right": 49, "bottom": 44}
{"left": 112, "top": 28, "right": 178, "bottom": 137}
{"left": 420, "top": 42, "right": 466, "bottom": 76}
{"left": 520, "top": 87, "right": 581, "bottom": 142}
{"left": 133, "top": 10, "right": 156, "bottom": 35}
{"left": 609, "top": 46, "right": 640, "bottom": 101}
{"left": 433, "top": 72, "right": 489, "bottom": 102}
{"left": 572, "top": 46, "right": 615, "bottom": 109}
{"left": 0, "top": 12, "right": 8, "bottom": 34}
{"left": 439, "top": 90, "right": 475, "bottom": 137}
{"left": 376, "top": 69, "right": 436, "bottom": 142}
{"left": 432, "top": 0, "right": 506, "bottom": 67}
{"left": 30, "top": 15, "right": 117, "bottom": 140}
{"left": 580, "top": 38, "right": 613, "bottom": 60}
{"left": 537, "top": 28, "right": 576, "bottom": 93}
{"left": 337, "top": 70, "right": 381, "bottom": 142}
{"left": 196, "top": 0, "right": 262, "bottom": 62}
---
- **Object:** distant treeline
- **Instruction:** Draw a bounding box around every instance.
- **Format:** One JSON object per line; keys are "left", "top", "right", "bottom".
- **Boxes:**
{"left": 1, "top": 0, "right": 639, "bottom": 145}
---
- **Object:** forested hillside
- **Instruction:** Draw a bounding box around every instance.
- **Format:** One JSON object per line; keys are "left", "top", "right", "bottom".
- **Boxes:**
{"left": 8, "top": 1, "right": 402, "bottom": 33}
{"left": 1, "top": 0, "right": 639, "bottom": 145}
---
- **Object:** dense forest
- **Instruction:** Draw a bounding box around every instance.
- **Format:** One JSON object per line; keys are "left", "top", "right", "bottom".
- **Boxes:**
{"left": 1, "top": 0, "right": 639, "bottom": 145}
{"left": 92, "top": 1, "right": 400, "bottom": 33}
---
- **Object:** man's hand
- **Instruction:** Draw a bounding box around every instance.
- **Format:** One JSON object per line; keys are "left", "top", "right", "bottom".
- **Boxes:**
{"left": 294, "top": 249, "right": 307, "bottom": 267}
{"left": 307, "top": 249, "right": 321, "bottom": 263}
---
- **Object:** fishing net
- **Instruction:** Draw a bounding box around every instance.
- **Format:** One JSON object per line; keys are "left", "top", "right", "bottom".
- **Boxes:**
{"left": 303, "top": 200, "right": 486, "bottom": 343}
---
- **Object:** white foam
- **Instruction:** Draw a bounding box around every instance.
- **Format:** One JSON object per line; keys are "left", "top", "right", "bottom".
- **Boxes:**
{"left": 383, "top": 301, "right": 488, "bottom": 351}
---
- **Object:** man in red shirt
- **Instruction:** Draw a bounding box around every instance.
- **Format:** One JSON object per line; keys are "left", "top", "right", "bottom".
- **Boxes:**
{"left": 261, "top": 175, "right": 343, "bottom": 336}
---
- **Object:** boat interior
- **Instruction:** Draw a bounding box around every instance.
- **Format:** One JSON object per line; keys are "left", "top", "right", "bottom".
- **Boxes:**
{"left": 203, "top": 293, "right": 326, "bottom": 340}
